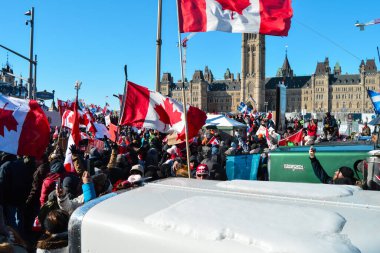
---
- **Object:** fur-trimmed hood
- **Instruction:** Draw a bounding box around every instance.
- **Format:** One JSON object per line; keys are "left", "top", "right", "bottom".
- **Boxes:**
{"left": 36, "top": 232, "right": 68, "bottom": 250}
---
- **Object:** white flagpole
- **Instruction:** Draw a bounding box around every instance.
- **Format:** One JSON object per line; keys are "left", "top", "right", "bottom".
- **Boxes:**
{"left": 175, "top": 0, "right": 191, "bottom": 178}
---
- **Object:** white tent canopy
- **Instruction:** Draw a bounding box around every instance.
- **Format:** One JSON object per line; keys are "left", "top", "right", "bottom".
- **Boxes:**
{"left": 204, "top": 114, "right": 247, "bottom": 130}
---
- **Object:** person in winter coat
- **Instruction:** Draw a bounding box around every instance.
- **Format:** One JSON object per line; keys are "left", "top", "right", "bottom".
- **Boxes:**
{"left": 200, "top": 147, "right": 222, "bottom": 180}
{"left": 309, "top": 147, "right": 357, "bottom": 185}
{"left": 361, "top": 122, "right": 371, "bottom": 136}
{"left": 305, "top": 119, "right": 317, "bottom": 145}
{"left": 40, "top": 160, "right": 67, "bottom": 207}
{"left": 0, "top": 205, "right": 28, "bottom": 253}
{"left": 0, "top": 154, "right": 33, "bottom": 234}
{"left": 25, "top": 153, "right": 50, "bottom": 218}
{"left": 106, "top": 143, "right": 129, "bottom": 185}
{"left": 56, "top": 172, "right": 111, "bottom": 215}
{"left": 36, "top": 209, "right": 69, "bottom": 253}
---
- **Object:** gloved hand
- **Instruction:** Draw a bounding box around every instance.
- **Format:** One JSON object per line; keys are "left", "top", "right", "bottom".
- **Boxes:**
{"left": 69, "top": 144, "right": 79, "bottom": 155}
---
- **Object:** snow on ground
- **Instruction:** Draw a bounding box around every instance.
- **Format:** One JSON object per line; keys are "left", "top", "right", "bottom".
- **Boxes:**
{"left": 216, "top": 180, "right": 361, "bottom": 199}
{"left": 144, "top": 196, "right": 360, "bottom": 253}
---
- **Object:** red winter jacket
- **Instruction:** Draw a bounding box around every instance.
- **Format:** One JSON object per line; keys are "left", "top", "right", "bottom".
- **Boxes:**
{"left": 39, "top": 172, "right": 66, "bottom": 207}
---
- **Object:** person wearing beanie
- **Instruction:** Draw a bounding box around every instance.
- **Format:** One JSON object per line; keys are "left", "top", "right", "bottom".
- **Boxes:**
{"left": 130, "top": 164, "right": 144, "bottom": 176}
{"left": 309, "top": 147, "right": 357, "bottom": 185}
{"left": 195, "top": 164, "right": 210, "bottom": 180}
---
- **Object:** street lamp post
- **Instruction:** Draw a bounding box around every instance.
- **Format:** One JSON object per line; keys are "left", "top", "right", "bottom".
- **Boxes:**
{"left": 74, "top": 81, "right": 82, "bottom": 102}
{"left": 25, "top": 7, "right": 35, "bottom": 99}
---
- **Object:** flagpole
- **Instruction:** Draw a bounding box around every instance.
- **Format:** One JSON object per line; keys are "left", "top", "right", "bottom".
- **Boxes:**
{"left": 175, "top": 0, "right": 191, "bottom": 178}
{"left": 155, "top": 0, "right": 163, "bottom": 92}
{"left": 118, "top": 65, "right": 128, "bottom": 138}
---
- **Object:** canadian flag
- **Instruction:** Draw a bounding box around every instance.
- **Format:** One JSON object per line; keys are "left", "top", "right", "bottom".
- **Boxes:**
{"left": 179, "top": 0, "right": 293, "bottom": 35}
{"left": 62, "top": 107, "right": 96, "bottom": 136}
{"left": 207, "top": 136, "right": 220, "bottom": 145}
{"left": 57, "top": 99, "right": 75, "bottom": 117}
{"left": 119, "top": 81, "right": 207, "bottom": 141}
{"left": 64, "top": 102, "right": 81, "bottom": 173}
{"left": 0, "top": 94, "right": 50, "bottom": 158}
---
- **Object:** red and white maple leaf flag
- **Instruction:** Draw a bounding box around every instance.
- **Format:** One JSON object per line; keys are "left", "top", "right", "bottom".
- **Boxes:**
{"left": 178, "top": 0, "right": 293, "bottom": 35}
{"left": 0, "top": 94, "right": 50, "bottom": 158}
{"left": 64, "top": 102, "right": 81, "bottom": 173}
{"left": 120, "top": 81, "right": 207, "bottom": 141}
{"left": 62, "top": 107, "right": 96, "bottom": 137}
{"left": 207, "top": 136, "right": 220, "bottom": 145}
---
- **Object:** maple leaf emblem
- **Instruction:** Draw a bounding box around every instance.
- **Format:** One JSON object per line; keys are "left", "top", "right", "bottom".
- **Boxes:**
{"left": 0, "top": 104, "right": 18, "bottom": 137}
{"left": 154, "top": 98, "right": 182, "bottom": 131}
{"left": 215, "top": 0, "right": 251, "bottom": 19}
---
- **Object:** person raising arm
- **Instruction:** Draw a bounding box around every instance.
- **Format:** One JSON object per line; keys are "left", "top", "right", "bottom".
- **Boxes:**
{"left": 309, "top": 147, "right": 356, "bottom": 185}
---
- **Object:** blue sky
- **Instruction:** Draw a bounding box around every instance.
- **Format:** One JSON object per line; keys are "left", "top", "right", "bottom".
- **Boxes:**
{"left": 1, "top": 0, "right": 379, "bottom": 110}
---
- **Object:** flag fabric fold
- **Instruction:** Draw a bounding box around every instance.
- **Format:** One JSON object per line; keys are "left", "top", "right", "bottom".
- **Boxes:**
{"left": 61, "top": 104, "right": 97, "bottom": 137}
{"left": 120, "top": 81, "right": 207, "bottom": 141}
{"left": 64, "top": 102, "right": 81, "bottom": 173}
{"left": 367, "top": 90, "right": 380, "bottom": 114}
{"left": 238, "top": 101, "right": 251, "bottom": 114}
{"left": 0, "top": 94, "right": 50, "bottom": 158}
{"left": 178, "top": 0, "right": 293, "bottom": 35}
{"left": 279, "top": 129, "right": 303, "bottom": 146}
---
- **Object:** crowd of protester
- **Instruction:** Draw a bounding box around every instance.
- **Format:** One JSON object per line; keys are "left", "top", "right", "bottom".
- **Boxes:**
{"left": 1, "top": 110, "right": 378, "bottom": 252}
{"left": 0, "top": 111, "right": 279, "bottom": 252}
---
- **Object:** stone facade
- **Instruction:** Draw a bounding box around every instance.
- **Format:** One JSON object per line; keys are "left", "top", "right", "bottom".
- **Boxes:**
{"left": 160, "top": 34, "right": 380, "bottom": 114}
{"left": 0, "top": 61, "right": 28, "bottom": 97}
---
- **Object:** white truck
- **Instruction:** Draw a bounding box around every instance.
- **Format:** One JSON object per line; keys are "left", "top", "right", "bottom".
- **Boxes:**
{"left": 69, "top": 178, "right": 380, "bottom": 253}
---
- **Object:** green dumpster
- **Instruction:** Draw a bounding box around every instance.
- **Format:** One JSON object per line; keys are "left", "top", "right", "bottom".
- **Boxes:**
{"left": 268, "top": 144, "right": 372, "bottom": 183}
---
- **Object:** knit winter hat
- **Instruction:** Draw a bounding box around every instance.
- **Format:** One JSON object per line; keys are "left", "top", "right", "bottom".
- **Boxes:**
{"left": 49, "top": 159, "right": 65, "bottom": 173}
{"left": 89, "top": 147, "right": 101, "bottom": 160}
{"left": 196, "top": 164, "right": 209, "bottom": 176}
{"left": 339, "top": 166, "right": 354, "bottom": 179}
{"left": 130, "top": 164, "right": 144, "bottom": 175}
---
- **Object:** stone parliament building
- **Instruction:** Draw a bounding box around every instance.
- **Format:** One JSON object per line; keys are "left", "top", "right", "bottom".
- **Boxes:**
{"left": 159, "top": 34, "right": 380, "bottom": 115}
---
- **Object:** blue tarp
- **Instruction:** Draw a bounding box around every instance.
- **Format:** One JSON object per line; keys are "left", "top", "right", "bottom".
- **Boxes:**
{"left": 226, "top": 154, "right": 260, "bottom": 180}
